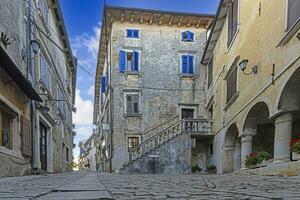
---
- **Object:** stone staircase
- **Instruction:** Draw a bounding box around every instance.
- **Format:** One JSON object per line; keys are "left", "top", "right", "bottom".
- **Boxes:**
{"left": 120, "top": 118, "right": 213, "bottom": 174}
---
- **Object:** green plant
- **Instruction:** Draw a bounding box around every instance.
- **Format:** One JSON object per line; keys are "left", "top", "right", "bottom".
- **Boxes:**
{"left": 191, "top": 165, "right": 202, "bottom": 173}
{"left": 245, "top": 151, "right": 270, "bottom": 167}
{"left": 292, "top": 140, "right": 300, "bottom": 154}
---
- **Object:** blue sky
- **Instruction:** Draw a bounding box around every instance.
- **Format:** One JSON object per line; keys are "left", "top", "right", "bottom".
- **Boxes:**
{"left": 60, "top": 0, "right": 219, "bottom": 162}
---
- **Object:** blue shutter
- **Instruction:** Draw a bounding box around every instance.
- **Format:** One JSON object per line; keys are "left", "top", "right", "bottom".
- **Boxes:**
{"left": 126, "top": 29, "right": 132, "bottom": 38}
{"left": 133, "top": 30, "right": 139, "bottom": 38}
{"left": 101, "top": 76, "right": 106, "bottom": 93}
{"left": 188, "top": 56, "right": 194, "bottom": 74}
{"left": 188, "top": 32, "right": 194, "bottom": 42}
{"left": 182, "top": 55, "right": 188, "bottom": 73}
{"left": 181, "top": 32, "right": 186, "bottom": 41}
{"left": 119, "top": 50, "right": 126, "bottom": 72}
{"left": 133, "top": 51, "right": 139, "bottom": 71}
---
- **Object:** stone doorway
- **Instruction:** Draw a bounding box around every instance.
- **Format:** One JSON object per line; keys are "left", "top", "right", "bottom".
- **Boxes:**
{"left": 191, "top": 136, "right": 213, "bottom": 173}
{"left": 223, "top": 124, "right": 241, "bottom": 173}
{"left": 39, "top": 122, "right": 48, "bottom": 171}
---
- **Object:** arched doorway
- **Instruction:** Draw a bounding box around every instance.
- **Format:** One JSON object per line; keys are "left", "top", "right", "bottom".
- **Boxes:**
{"left": 223, "top": 124, "right": 241, "bottom": 173}
{"left": 243, "top": 102, "right": 274, "bottom": 159}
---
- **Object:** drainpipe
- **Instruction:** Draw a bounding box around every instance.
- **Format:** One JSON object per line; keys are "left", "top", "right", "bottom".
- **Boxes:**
{"left": 27, "top": 0, "right": 37, "bottom": 173}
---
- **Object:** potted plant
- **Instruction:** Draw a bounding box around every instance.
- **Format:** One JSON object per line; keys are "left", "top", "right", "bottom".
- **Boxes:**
{"left": 291, "top": 138, "right": 300, "bottom": 161}
{"left": 191, "top": 165, "right": 202, "bottom": 173}
{"left": 245, "top": 151, "right": 271, "bottom": 168}
{"left": 207, "top": 165, "right": 216, "bottom": 174}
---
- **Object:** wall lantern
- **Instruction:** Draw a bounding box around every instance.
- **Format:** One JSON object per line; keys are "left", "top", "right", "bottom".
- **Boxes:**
{"left": 238, "top": 59, "right": 258, "bottom": 75}
{"left": 31, "top": 40, "right": 40, "bottom": 54}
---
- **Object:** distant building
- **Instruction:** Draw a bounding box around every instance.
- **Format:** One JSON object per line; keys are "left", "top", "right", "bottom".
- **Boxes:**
{"left": 78, "top": 134, "right": 97, "bottom": 171}
{"left": 0, "top": 0, "right": 77, "bottom": 176}
{"left": 93, "top": 6, "right": 214, "bottom": 173}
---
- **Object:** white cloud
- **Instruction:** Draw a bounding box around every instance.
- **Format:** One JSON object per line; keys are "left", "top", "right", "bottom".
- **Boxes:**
{"left": 73, "top": 89, "right": 93, "bottom": 126}
{"left": 87, "top": 85, "right": 95, "bottom": 97}
{"left": 71, "top": 23, "right": 101, "bottom": 70}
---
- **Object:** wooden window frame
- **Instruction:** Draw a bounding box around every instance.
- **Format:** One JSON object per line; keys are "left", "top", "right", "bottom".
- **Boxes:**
{"left": 207, "top": 55, "right": 214, "bottom": 88}
{"left": 286, "top": 0, "right": 300, "bottom": 30}
{"left": 0, "top": 109, "right": 12, "bottom": 149}
{"left": 227, "top": 0, "right": 239, "bottom": 48}
{"left": 127, "top": 136, "right": 140, "bottom": 151}
{"left": 226, "top": 66, "right": 238, "bottom": 104}
{"left": 124, "top": 92, "right": 141, "bottom": 116}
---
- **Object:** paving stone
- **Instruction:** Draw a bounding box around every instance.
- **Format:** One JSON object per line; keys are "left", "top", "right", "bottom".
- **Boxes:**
{"left": 36, "top": 191, "right": 113, "bottom": 200}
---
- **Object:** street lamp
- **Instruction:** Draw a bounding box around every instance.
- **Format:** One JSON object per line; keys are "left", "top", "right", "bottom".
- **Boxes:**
{"left": 238, "top": 59, "right": 258, "bottom": 75}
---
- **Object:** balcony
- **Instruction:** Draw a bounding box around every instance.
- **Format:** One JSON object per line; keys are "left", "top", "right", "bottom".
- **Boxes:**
{"left": 181, "top": 118, "right": 213, "bottom": 136}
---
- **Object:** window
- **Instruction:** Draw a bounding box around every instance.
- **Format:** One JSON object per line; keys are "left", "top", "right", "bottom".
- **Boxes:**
{"left": 181, "top": 55, "right": 194, "bottom": 74}
{"left": 66, "top": 68, "right": 71, "bottom": 93}
{"left": 126, "top": 29, "right": 140, "bottom": 38}
{"left": 57, "top": 84, "right": 65, "bottom": 116}
{"left": 128, "top": 137, "right": 139, "bottom": 151}
{"left": 66, "top": 146, "right": 70, "bottom": 162}
{"left": 207, "top": 56, "right": 213, "bottom": 88}
{"left": 0, "top": 109, "right": 12, "bottom": 149}
{"left": 228, "top": 0, "right": 238, "bottom": 47}
{"left": 119, "top": 50, "right": 139, "bottom": 72}
{"left": 40, "top": 54, "right": 51, "bottom": 92}
{"left": 181, "top": 31, "right": 195, "bottom": 42}
{"left": 39, "top": 0, "right": 48, "bottom": 22}
{"left": 191, "top": 138, "right": 196, "bottom": 148}
{"left": 287, "top": 0, "right": 300, "bottom": 29}
{"left": 226, "top": 67, "right": 238, "bottom": 103}
{"left": 125, "top": 93, "right": 141, "bottom": 115}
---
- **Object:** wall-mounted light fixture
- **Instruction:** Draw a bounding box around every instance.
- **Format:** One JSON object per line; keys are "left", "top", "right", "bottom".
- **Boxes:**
{"left": 31, "top": 40, "right": 40, "bottom": 54}
{"left": 238, "top": 59, "right": 258, "bottom": 75}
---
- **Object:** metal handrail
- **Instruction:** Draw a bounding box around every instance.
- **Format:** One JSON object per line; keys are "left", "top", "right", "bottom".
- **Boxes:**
{"left": 128, "top": 118, "right": 213, "bottom": 162}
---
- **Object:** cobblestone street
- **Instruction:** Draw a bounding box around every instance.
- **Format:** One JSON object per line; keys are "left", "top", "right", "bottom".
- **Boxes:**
{"left": 1, "top": 172, "right": 300, "bottom": 199}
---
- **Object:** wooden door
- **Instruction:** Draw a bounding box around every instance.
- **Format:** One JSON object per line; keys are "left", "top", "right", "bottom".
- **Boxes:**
{"left": 40, "top": 123, "right": 47, "bottom": 171}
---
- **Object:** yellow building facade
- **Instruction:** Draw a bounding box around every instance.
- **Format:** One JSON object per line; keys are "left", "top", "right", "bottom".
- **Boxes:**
{"left": 202, "top": 0, "right": 300, "bottom": 173}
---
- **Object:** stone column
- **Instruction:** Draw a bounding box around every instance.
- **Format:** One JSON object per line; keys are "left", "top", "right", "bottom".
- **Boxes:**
{"left": 223, "top": 145, "right": 235, "bottom": 173}
{"left": 241, "top": 135, "right": 253, "bottom": 169}
{"left": 274, "top": 113, "right": 293, "bottom": 163}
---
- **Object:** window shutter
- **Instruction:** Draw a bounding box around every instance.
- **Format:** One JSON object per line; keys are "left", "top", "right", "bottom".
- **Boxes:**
{"left": 182, "top": 55, "right": 188, "bottom": 73}
{"left": 232, "top": 0, "right": 238, "bottom": 36}
{"left": 126, "top": 30, "right": 132, "bottom": 38}
{"left": 21, "top": 116, "right": 31, "bottom": 158}
{"left": 119, "top": 50, "right": 126, "bottom": 72}
{"left": 101, "top": 76, "right": 106, "bottom": 93}
{"left": 133, "top": 51, "right": 139, "bottom": 71}
{"left": 226, "top": 67, "right": 237, "bottom": 102}
{"left": 188, "top": 56, "right": 194, "bottom": 74}
{"left": 288, "top": 0, "right": 300, "bottom": 29}
{"left": 133, "top": 30, "right": 139, "bottom": 38}
{"left": 126, "top": 95, "right": 133, "bottom": 114}
{"left": 207, "top": 56, "right": 213, "bottom": 87}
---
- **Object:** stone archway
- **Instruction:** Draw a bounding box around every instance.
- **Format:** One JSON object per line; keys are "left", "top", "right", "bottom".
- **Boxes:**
{"left": 243, "top": 102, "right": 274, "bottom": 163}
{"left": 275, "top": 66, "right": 300, "bottom": 162}
{"left": 223, "top": 124, "right": 241, "bottom": 173}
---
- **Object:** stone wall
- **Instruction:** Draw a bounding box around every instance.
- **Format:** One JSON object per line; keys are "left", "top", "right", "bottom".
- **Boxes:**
{"left": 121, "top": 134, "right": 191, "bottom": 174}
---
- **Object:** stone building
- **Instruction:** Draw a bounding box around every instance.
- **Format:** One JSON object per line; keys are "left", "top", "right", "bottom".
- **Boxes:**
{"left": 202, "top": 0, "right": 300, "bottom": 174}
{"left": 93, "top": 6, "right": 214, "bottom": 173}
{"left": 78, "top": 134, "right": 97, "bottom": 171}
{"left": 0, "top": 0, "right": 76, "bottom": 176}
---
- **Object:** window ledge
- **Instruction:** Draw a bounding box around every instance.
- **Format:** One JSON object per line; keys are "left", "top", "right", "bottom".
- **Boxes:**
{"left": 124, "top": 113, "right": 142, "bottom": 117}
{"left": 180, "top": 73, "right": 195, "bottom": 79}
{"left": 277, "top": 19, "right": 300, "bottom": 47}
{"left": 0, "top": 146, "right": 23, "bottom": 160}
{"left": 224, "top": 91, "right": 239, "bottom": 111}
{"left": 125, "top": 71, "right": 140, "bottom": 76}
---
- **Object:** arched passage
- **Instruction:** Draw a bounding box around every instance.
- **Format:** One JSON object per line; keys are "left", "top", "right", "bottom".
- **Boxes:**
{"left": 223, "top": 124, "right": 241, "bottom": 173}
{"left": 276, "top": 67, "right": 300, "bottom": 162}
{"left": 243, "top": 102, "right": 274, "bottom": 159}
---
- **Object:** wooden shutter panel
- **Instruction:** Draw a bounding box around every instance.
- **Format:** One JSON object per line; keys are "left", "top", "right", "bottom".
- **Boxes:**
{"left": 188, "top": 56, "right": 194, "bottom": 74}
{"left": 226, "top": 67, "right": 237, "bottom": 103}
{"left": 133, "top": 51, "right": 139, "bottom": 71}
{"left": 228, "top": 0, "right": 238, "bottom": 46}
{"left": 208, "top": 56, "right": 213, "bottom": 87}
{"left": 101, "top": 76, "right": 106, "bottom": 93}
{"left": 119, "top": 50, "right": 126, "bottom": 72}
{"left": 21, "top": 116, "right": 31, "bottom": 158}
{"left": 182, "top": 55, "right": 188, "bottom": 73}
{"left": 288, "top": 0, "right": 300, "bottom": 29}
